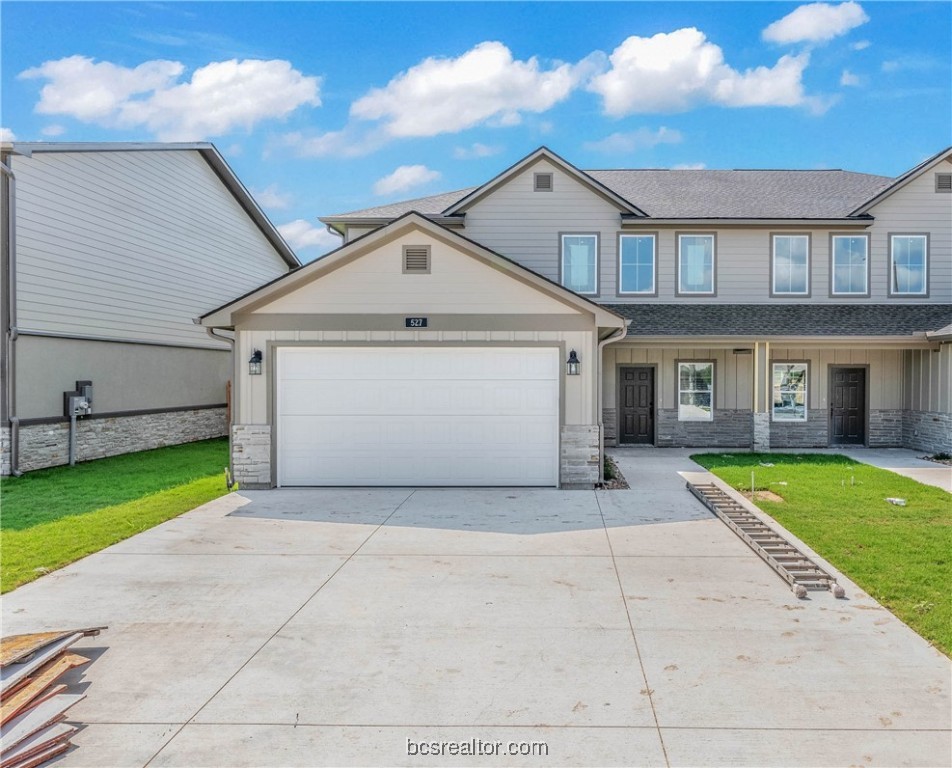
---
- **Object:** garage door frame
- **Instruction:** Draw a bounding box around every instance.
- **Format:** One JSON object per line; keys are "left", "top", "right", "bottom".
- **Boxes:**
{"left": 270, "top": 341, "right": 566, "bottom": 487}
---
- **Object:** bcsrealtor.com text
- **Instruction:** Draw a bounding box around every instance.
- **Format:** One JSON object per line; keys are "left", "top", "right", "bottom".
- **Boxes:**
{"left": 407, "top": 738, "right": 549, "bottom": 757}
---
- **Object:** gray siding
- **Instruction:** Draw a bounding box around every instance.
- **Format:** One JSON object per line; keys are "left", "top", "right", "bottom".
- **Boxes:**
{"left": 12, "top": 150, "right": 290, "bottom": 348}
{"left": 16, "top": 335, "right": 229, "bottom": 419}
{"left": 903, "top": 344, "right": 952, "bottom": 413}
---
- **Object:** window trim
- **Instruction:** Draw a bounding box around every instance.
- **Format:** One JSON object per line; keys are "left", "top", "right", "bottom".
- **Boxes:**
{"left": 616, "top": 231, "right": 659, "bottom": 297}
{"left": 676, "top": 360, "right": 715, "bottom": 422}
{"left": 769, "top": 232, "right": 811, "bottom": 298}
{"left": 887, "top": 232, "right": 930, "bottom": 298}
{"left": 828, "top": 232, "right": 871, "bottom": 298}
{"left": 558, "top": 232, "right": 599, "bottom": 296}
{"left": 771, "top": 361, "right": 809, "bottom": 423}
{"left": 675, "top": 232, "right": 717, "bottom": 296}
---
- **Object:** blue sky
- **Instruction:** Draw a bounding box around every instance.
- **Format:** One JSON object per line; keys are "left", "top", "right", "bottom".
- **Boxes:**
{"left": 2, "top": 1, "right": 950, "bottom": 259}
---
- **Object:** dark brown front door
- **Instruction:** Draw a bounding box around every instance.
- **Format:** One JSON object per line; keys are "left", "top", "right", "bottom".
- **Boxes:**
{"left": 620, "top": 367, "right": 654, "bottom": 444}
{"left": 830, "top": 367, "right": 866, "bottom": 445}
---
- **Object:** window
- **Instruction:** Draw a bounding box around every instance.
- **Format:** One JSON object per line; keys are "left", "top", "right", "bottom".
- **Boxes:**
{"left": 890, "top": 234, "right": 928, "bottom": 295}
{"left": 678, "top": 362, "right": 713, "bottom": 421}
{"left": 618, "top": 234, "right": 656, "bottom": 294}
{"left": 772, "top": 234, "right": 810, "bottom": 295}
{"left": 534, "top": 172, "right": 553, "bottom": 192}
{"left": 831, "top": 235, "right": 869, "bottom": 296}
{"left": 772, "top": 363, "right": 808, "bottom": 422}
{"left": 677, "top": 234, "right": 715, "bottom": 294}
{"left": 560, "top": 234, "right": 597, "bottom": 294}
{"left": 402, "top": 245, "right": 430, "bottom": 274}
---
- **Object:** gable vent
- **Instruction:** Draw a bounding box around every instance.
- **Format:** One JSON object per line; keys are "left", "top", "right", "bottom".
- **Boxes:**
{"left": 534, "top": 172, "right": 553, "bottom": 192}
{"left": 936, "top": 173, "right": 952, "bottom": 192}
{"left": 402, "top": 245, "right": 431, "bottom": 274}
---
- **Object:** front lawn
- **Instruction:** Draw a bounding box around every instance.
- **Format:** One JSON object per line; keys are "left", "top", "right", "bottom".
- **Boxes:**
{"left": 1, "top": 438, "right": 229, "bottom": 593}
{"left": 691, "top": 452, "right": 952, "bottom": 656}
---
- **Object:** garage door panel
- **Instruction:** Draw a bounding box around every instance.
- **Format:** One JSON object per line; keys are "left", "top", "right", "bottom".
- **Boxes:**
{"left": 277, "top": 347, "right": 559, "bottom": 486}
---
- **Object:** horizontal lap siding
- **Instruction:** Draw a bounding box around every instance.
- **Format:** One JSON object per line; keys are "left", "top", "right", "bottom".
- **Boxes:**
{"left": 14, "top": 151, "right": 289, "bottom": 347}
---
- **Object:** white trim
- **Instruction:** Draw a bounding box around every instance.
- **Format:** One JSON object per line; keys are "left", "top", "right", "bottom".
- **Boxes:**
{"left": 889, "top": 234, "right": 928, "bottom": 296}
{"left": 560, "top": 233, "right": 599, "bottom": 296}
{"left": 618, "top": 233, "right": 656, "bottom": 295}
{"left": 677, "top": 361, "right": 714, "bottom": 422}
{"left": 831, "top": 234, "right": 870, "bottom": 296}
{"left": 771, "top": 362, "right": 808, "bottom": 422}
{"left": 677, "top": 234, "right": 716, "bottom": 295}
{"left": 771, "top": 234, "right": 810, "bottom": 296}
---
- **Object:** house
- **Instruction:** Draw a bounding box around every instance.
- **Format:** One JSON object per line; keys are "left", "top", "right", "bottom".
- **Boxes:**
{"left": 0, "top": 142, "right": 299, "bottom": 475}
{"left": 200, "top": 146, "right": 951, "bottom": 489}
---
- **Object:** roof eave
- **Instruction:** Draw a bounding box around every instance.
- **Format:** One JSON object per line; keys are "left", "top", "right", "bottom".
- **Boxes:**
{"left": 849, "top": 146, "right": 952, "bottom": 215}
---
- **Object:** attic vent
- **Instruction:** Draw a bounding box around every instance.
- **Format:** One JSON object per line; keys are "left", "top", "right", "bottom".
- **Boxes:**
{"left": 534, "top": 172, "right": 553, "bottom": 192}
{"left": 402, "top": 245, "right": 431, "bottom": 274}
{"left": 936, "top": 173, "right": 952, "bottom": 192}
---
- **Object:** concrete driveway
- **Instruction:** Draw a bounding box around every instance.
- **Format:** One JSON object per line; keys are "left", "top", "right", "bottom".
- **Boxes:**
{"left": 3, "top": 449, "right": 949, "bottom": 767}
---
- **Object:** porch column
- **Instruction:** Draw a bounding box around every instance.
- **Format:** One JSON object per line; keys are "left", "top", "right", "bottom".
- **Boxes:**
{"left": 753, "top": 341, "right": 770, "bottom": 451}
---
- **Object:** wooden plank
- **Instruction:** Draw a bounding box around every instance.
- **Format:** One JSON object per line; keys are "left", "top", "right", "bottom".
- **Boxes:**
{"left": 0, "top": 636, "right": 82, "bottom": 696}
{"left": 0, "top": 694, "right": 84, "bottom": 755}
{"left": 0, "top": 629, "right": 103, "bottom": 668}
{"left": 0, "top": 722, "right": 75, "bottom": 768}
{"left": 0, "top": 685, "right": 67, "bottom": 729}
{"left": 3, "top": 741, "right": 70, "bottom": 768}
{"left": 1, "top": 654, "right": 89, "bottom": 726}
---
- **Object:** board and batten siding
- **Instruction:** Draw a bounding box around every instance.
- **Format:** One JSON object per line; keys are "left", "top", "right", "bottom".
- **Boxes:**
{"left": 13, "top": 150, "right": 290, "bottom": 348}
{"left": 462, "top": 159, "right": 625, "bottom": 295}
{"left": 904, "top": 345, "right": 952, "bottom": 413}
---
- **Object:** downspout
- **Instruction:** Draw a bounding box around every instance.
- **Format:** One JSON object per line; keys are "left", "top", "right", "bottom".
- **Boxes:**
{"left": 204, "top": 326, "right": 235, "bottom": 482}
{"left": 596, "top": 323, "right": 629, "bottom": 484}
{"left": 1, "top": 157, "right": 21, "bottom": 476}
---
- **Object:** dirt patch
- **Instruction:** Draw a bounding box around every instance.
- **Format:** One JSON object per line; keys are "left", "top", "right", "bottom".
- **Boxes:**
{"left": 743, "top": 490, "right": 785, "bottom": 503}
{"left": 598, "top": 455, "right": 630, "bottom": 489}
{"left": 921, "top": 454, "right": 952, "bottom": 466}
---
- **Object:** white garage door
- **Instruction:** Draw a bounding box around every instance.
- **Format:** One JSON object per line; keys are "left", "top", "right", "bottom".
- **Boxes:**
{"left": 276, "top": 347, "right": 560, "bottom": 486}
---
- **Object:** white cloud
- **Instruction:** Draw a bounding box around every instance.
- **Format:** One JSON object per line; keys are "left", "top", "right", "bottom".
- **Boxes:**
{"left": 584, "top": 127, "right": 683, "bottom": 153}
{"left": 281, "top": 127, "right": 386, "bottom": 159}
{"left": 0, "top": 127, "right": 16, "bottom": 142}
{"left": 20, "top": 55, "right": 321, "bottom": 141}
{"left": 672, "top": 162, "right": 707, "bottom": 170}
{"left": 351, "top": 41, "right": 596, "bottom": 137}
{"left": 41, "top": 124, "right": 66, "bottom": 137}
{"left": 373, "top": 165, "right": 441, "bottom": 196}
{"left": 762, "top": 2, "right": 869, "bottom": 45}
{"left": 277, "top": 219, "right": 341, "bottom": 253}
{"left": 840, "top": 69, "right": 862, "bottom": 86}
{"left": 588, "top": 28, "right": 809, "bottom": 114}
{"left": 252, "top": 183, "right": 291, "bottom": 210}
{"left": 850, "top": 40, "right": 871, "bottom": 51}
{"left": 453, "top": 142, "right": 503, "bottom": 159}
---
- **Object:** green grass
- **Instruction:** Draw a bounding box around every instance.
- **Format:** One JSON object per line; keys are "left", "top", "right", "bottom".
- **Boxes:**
{"left": 1, "top": 438, "right": 230, "bottom": 593}
{"left": 692, "top": 452, "right": 952, "bottom": 655}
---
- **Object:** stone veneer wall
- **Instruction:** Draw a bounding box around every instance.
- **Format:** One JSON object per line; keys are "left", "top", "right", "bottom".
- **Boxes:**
{"left": 0, "top": 427, "right": 10, "bottom": 476}
{"left": 232, "top": 424, "right": 272, "bottom": 488}
{"left": 768, "top": 410, "right": 828, "bottom": 448}
{"left": 602, "top": 409, "right": 617, "bottom": 447}
{"left": 9, "top": 407, "right": 226, "bottom": 473}
{"left": 868, "top": 409, "right": 903, "bottom": 448}
{"left": 561, "top": 425, "right": 600, "bottom": 488}
{"left": 902, "top": 411, "right": 952, "bottom": 454}
{"left": 656, "top": 409, "right": 752, "bottom": 448}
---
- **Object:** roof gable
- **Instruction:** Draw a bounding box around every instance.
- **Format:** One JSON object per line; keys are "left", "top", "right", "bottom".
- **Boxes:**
{"left": 441, "top": 147, "right": 647, "bottom": 217}
{"left": 850, "top": 146, "right": 952, "bottom": 215}
{"left": 200, "top": 212, "right": 626, "bottom": 329}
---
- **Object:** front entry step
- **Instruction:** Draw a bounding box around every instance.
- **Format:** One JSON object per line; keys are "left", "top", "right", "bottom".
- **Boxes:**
{"left": 687, "top": 482, "right": 846, "bottom": 600}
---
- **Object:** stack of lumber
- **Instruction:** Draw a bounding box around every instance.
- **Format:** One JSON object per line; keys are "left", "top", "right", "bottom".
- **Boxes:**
{"left": 0, "top": 628, "right": 105, "bottom": 767}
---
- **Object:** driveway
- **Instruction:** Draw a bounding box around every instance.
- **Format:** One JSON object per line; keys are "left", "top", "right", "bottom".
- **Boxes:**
{"left": 3, "top": 449, "right": 949, "bottom": 767}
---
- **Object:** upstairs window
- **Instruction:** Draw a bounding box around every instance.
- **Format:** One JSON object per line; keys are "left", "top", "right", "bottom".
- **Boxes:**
{"left": 618, "top": 234, "right": 657, "bottom": 295}
{"left": 772, "top": 234, "right": 810, "bottom": 296}
{"left": 560, "top": 234, "right": 598, "bottom": 294}
{"left": 831, "top": 235, "right": 869, "bottom": 296}
{"left": 677, "top": 234, "right": 715, "bottom": 295}
{"left": 890, "top": 234, "right": 928, "bottom": 296}
{"left": 772, "top": 363, "right": 808, "bottom": 422}
{"left": 678, "top": 362, "right": 714, "bottom": 421}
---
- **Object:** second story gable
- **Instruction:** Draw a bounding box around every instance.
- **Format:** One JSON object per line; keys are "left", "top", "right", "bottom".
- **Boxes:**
{"left": 321, "top": 146, "right": 952, "bottom": 306}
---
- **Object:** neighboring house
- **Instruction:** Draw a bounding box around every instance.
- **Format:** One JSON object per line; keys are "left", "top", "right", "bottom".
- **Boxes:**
{"left": 201, "top": 146, "right": 951, "bottom": 490}
{"left": 0, "top": 142, "right": 299, "bottom": 475}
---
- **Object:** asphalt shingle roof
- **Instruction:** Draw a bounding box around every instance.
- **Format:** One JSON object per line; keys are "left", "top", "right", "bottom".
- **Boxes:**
{"left": 602, "top": 304, "right": 952, "bottom": 337}
{"left": 326, "top": 170, "right": 893, "bottom": 221}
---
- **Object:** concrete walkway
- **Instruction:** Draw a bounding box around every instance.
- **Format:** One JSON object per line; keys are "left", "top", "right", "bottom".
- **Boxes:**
{"left": 2, "top": 451, "right": 949, "bottom": 767}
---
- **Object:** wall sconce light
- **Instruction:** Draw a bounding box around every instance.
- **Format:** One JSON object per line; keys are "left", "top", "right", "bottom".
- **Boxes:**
{"left": 566, "top": 349, "right": 581, "bottom": 376}
{"left": 249, "top": 349, "right": 263, "bottom": 376}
